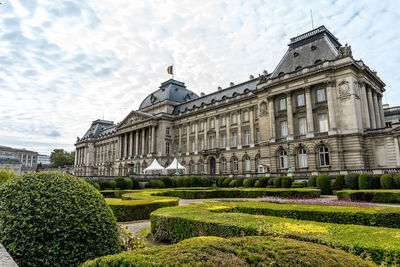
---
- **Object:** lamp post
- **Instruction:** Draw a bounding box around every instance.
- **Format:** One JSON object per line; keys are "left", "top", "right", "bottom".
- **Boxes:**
{"left": 134, "top": 155, "right": 140, "bottom": 174}
{"left": 287, "top": 138, "right": 293, "bottom": 173}
{"left": 174, "top": 149, "right": 181, "bottom": 175}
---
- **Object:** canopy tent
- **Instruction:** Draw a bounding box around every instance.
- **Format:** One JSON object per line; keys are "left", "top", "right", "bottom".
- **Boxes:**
{"left": 166, "top": 158, "right": 186, "bottom": 171}
{"left": 143, "top": 159, "right": 167, "bottom": 174}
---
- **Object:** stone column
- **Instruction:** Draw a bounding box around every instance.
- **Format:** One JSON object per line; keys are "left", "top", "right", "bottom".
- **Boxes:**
{"left": 394, "top": 137, "right": 400, "bottom": 167}
{"left": 124, "top": 134, "right": 128, "bottom": 159}
{"left": 305, "top": 86, "right": 314, "bottom": 137}
{"left": 135, "top": 131, "right": 139, "bottom": 155}
{"left": 215, "top": 116, "right": 220, "bottom": 148}
{"left": 204, "top": 119, "right": 207, "bottom": 149}
{"left": 226, "top": 114, "right": 231, "bottom": 150}
{"left": 129, "top": 131, "right": 134, "bottom": 158}
{"left": 360, "top": 81, "right": 371, "bottom": 129}
{"left": 237, "top": 110, "right": 242, "bottom": 149}
{"left": 74, "top": 147, "right": 78, "bottom": 166}
{"left": 286, "top": 93, "right": 294, "bottom": 138}
{"left": 249, "top": 107, "right": 255, "bottom": 147}
{"left": 268, "top": 98, "right": 276, "bottom": 141}
{"left": 141, "top": 129, "right": 145, "bottom": 155}
{"left": 367, "top": 86, "right": 377, "bottom": 129}
{"left": 326, "top": 80, "right": 337, "bottom": 134}
{"left": 186, "top": 124, "right": 190, "bottom": 155}
{"left": 118, "top": 135, "right": 122, "bottom": 160}
{"left": 151, "top": 126, "right": 156, "bottom": 153}
{"left": 178, "top": 126, "right": 182, "bottom": 151}
{"left": 378, "top": 95, "right": 385, "bottom": 128}
{"left": 373, "top": 92, "right": 382, "bottom": 128}
{"left": 194, "top": 121, "right": 198, "bottom": 154}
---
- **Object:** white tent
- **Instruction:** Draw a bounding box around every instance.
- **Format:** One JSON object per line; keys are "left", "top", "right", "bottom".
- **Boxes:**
{"left": 166, "top": 158, "right": 186, "bottom": 171}
{"left": 143, "top": 159, "right": 167, "bottom": 174}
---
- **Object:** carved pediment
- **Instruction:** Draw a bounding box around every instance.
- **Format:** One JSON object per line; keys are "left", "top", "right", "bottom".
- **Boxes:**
{"left": 117, "top": 111, "right": 155, "bottom": 129}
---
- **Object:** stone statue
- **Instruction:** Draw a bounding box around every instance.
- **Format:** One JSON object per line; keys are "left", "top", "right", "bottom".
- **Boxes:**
{"left": 337, "top": 44, "right": 352, "bottom": 58}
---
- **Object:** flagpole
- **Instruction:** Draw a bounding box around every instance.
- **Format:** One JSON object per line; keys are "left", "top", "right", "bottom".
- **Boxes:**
{"left": 172, "top": 64, "right": 174, "bottom": 80}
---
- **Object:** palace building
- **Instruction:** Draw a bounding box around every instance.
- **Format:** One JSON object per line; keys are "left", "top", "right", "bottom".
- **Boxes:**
{"left": 74, "top": 26, "right": 400, "bottom": 177}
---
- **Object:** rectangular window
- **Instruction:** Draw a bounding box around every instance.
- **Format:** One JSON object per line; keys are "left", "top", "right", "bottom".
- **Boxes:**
{"left": 280, "top": 121, "right": 288, "bottom": 137}
{"left": 299, "top": 117, "right": 307, "bottom": 135}
{"left": 221, "top": 134, "right": 226, "bottom": 148}
{"left": 319, "top": 113, "right": 329, "bottom": 132}
{"left": 200, "top": 138, "right": 204, "bottom": 150}
{"left": 317, "top": 89, "right": 326, "bottom": 102}
{"left": 256, "top": 128, "right": 260, "bottom": 144}
{"left": 297, "top": 94, "right": 305, "bottom": 106}
{"left": 200, "top": 121, "right": 204, "bottom": 131}
{"left": 210, "top": 119, "right": 215, "bottom": 129}
{"left": 244, "top": 111, "right": 249, "bottom": 122}
{"left": 232, "top": 132, "right": 238, "bottom": 147}
{"left": 280, "top": 98, "right": 286, "bottom": 111}
{"left": 298, "top": 153, "right": 307, "bottom": 168}
{"left": 166, "top": 142, "right": 170, "bottom": 155}
{"left": 244, "top": 130, "right": 250, "bottom": 145}
{"left": 166, "top": 127, "right": 170, "bottom": 135}
{"left": 183, "top": 126, "right": 187, "bottom": 134}
{"left": 221, "top": 116, "right": 226, "bottom": 126}
{"left": 231, "top": 113, "right": 237, "bottom": 124}
{"left": 183, "top": 141, "right": 187, "bottom": 153}
{"left": 209, "top": 136, "right": 215, "bottom": 149}
{"left": 191, "top": 124, "right": 195, "bottom": 133}
{"left": 255, "top": 108, "right": 258, "bottom": 119}
{"left": 191, "top": 140, "right": 195, "bottom": 152}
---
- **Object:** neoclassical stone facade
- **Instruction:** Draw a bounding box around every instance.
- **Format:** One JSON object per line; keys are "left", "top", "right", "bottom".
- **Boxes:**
{"left": 75, "top": 26, "right": 400, "bottom": 177}
{"left": 0, "top": 145, "right": 38, "bottom": 173}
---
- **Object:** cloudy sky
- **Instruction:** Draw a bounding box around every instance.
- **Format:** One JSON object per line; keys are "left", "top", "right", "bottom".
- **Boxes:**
{"left": 0, "top": 0, "right": 399, "bottom": 155}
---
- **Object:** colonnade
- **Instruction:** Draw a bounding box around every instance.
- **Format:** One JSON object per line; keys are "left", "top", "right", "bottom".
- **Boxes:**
{"left": 118, "top": 125, "right": 156, "bottom": 160}
{"left": 360, "top": 81, "right": 385, "bottom": 129}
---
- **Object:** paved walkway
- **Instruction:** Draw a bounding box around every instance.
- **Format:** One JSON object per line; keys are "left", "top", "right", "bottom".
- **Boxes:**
{"left": 0, "top": 244, "right": 18, "bottom": 267}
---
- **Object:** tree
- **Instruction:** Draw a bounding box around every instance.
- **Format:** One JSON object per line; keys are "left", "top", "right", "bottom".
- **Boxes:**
{"left": 50, "top": 149, "right": 75, "bottom": 168}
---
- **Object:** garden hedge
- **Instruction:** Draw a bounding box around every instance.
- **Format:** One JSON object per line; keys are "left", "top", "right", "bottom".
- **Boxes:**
{"left": 222, "top": 178, "right": 233, "bottom": 187}
{"left": 82, "top": 236, "right": 374, "bottom": 267}
{"left": 229, "top": 180, "right": 236, "bottom": 187}
{"left": 281, "top": 176, "right": 292, "bottom": 188}
{"left": 0, "top": 172, "right": 121, "bottom": 267}
{"left": 345, "top": 172, "right": 359, "bottom": 190}
{"left": 273, "top": 176, "right": 282, "bottom": 188}
{"left": 337, "top": 189, "right": 400, "bottom": 203}
{"left": 358, "top": 173, "right": 371, "bottom": 190}
{"left": 333, "top": 174, "right": 345, "bottom": 190}
{"left": 381, "top": 174, "right": 393, "bottom": 189}
{"left": 234, "top": 178, "right": 244, "bottom": 187}
{"left": 243, "top": 177, "right": 256, "bottom": 187}
{"left": 161, "top": 176, "right": 174, "bottom": 188}
{"left": 151, "top": 203, "right": 400, "bottom": 265}
{"left": 371, "top": 175, "right": 381, "bottom": 189}
{"left": 200, "top": 177, "right": 212, "bottom": 187}
{"left": 216, "top": 177, "right": 226, "bottom": 187}
{"left": 394, "top": 174, "right": 400, "bottom": 189}
{"left": 291, "top": 181, "right": 306, "bottom": 188}
{"left": 316, "top": 174, "right": 331, "bottom": 195}
{"left": 307, "top": 175, "right": 317, "bottom": 187}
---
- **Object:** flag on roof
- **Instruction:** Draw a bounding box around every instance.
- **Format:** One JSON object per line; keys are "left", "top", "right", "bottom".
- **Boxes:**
{"left": 167, "top": 65, "right": 173, "bottom": 75}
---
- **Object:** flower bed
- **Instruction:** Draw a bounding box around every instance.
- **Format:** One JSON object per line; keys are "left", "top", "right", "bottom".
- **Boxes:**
{"left": 151, "top": 203, "right": 400, "bottom": 265}
{"left": 336, "top": 189, "right": 400, "bottom": 203}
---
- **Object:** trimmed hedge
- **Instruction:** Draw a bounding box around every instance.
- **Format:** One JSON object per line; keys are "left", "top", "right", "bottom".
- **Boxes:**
{"left": 0, "top": 172, "right": 121, "bottom": 267}
{"left": 100, "top": 180, "right": 114, "bottom": 190}
{"left": 358, "top": 173, "right": 371, "bottom": 190}
{"left": 307, "top": 175, "right": 317, "bottom": 187}
{"left": 255, "top": 176, "right": 269, "bottom": 188}
{"left": 234, "top": 178, "right": 244, "bottom": 187}
{"left": 151, "top": 203, "right": 400, "bottom": 265}
{"left": 190, "top": 176, "right": 202, "bottom": 187}
{"left": 115, "top": 176, "right": 132, "bottom": 189}
{"left": 337, "top": 189, "right": 400, "bottom": 203}
{"left": 161, "top": 176, "right": 174, "bottom": 188}
{"left": 200, "top": 177, "right": 212, "bottom": 187}
{"left": 216, "top": 177, "right": 226, "bottom": 187}
{"left": 381, "top": 174, "right": 393, "bottom": 189}
{"left": 316, "top": 174, "right": 331, "bottom": 195}
{"left": 175, "top": 177, "right": 184, "bottom": 187}
{"left": 281, "top": 176, "right": 292, "bottom": 188}
{"left": 371, "top": 175, "right": 381, "bottom": 189}
{"left": 243, "top": 177, "right": 256, "bottom": 187}
{"left": 333, "top": 174, "right": 345, "bottom": 190}
{"left": 222, "top": 178, "right": 233, "bottom": 187}
{"left": 229, "top": 180, "right": 236, "bottom": 188}
{"left": 183, "top": 177, "right": 191, "bottom": 187}
{"left": 147, "top": 180, "right": 166, "bottom": 188}
{"left": 291, "top": 181, "right": 306, "bottom": 188}
{"left": 345, "top": 172, "right": 359, "bottom": 190}
{"left": 82, "top": 236, "right": 374, "bottom": 267}
{"left": 394, "top": 174, "right": 400, "bottom": 189}
{"left": 273, "top": 176, "right": 283, "bottom": 188}
{"left": 84, "top": 179, "right": 100, "bottom": 190}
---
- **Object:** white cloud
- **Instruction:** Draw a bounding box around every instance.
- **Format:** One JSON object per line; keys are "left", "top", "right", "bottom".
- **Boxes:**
{"left": 0, "top": 0, "right": 399, "bottom": 154}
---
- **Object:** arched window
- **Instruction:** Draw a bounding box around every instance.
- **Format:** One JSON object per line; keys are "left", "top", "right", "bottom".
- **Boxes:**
{"left": 189, "top": 160, "right": 195, "bottom": 174}
{"left": 231, "top": 157, "right": 238, "bottom": 172}
{"left": 243, "top": 155, "right": 251, "bottom": 172}
{"left": 319, "top": 146, "right": 330, "bottom": 166}
{"left": 199, "top": 160, "right": 204, "bottom": 173}
{"left": 298, "top": 148, "right": 307, "bottom": 168}
{"left": 279, "top": 150, "right": 288, "bottom": 168}
{"left": 220, "top": 157, "right": 227, "bottom": 173}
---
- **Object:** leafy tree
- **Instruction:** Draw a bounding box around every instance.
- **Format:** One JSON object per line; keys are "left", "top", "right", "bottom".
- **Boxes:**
{"left": 50, "top": 149, "right": 75, "bottom": 168}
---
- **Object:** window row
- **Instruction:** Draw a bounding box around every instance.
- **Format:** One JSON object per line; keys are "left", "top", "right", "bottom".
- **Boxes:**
{"left": 279, "top": 113, "right": 328, "bottom": 137}
{"left": 186, "top": 155, "right": 261, "bottom": 174}
{"left": 278, "top": 146, "right": 330, "bottom": 169}
{"left": 278, "top": 88, "right": 326, "bottom": 111}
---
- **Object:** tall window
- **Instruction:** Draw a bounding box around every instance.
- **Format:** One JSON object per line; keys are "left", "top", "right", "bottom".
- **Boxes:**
{"left": 279, "top": 150, "right": 288, "bottom": 168}
{"left": 232, "top": 157, "right": 238, "bottom": 172}
{"left": 255, "top": 155, "right": 260, "bottom": 169}
{"left": 191, "top": 124, "right": 195, "bottom": 133}
{"left": 220, "top": 134, "right": 226, "bottom": 147}
{"left": 244, "top": 130, "right": 250, "bottom": 145}
{"left": 317, "top": 89, "right": 326, "bottom": 102}
{"left": 182, "top": 141, "right": 186, "bottom": 153}
{"left": 199, "top": 160, "right": 204, "bottom": 173}
{"left": 243, "top": 156, "right": 251, "bottom": 172}
{"left": 280, "top": 121, "right": 288, "bottom": 137}
{"left": 200, "top": 121, "right": 204, "bottom": 131}
{"left": 190, "top": 161, "right": 195, "bottom": 173}
{"left": 256, "top": 128, "right": 260, "bottom": 144}
{"left": 200, "top": 138, "right": 204, "bottom": 150}
{"left": 319, "top": 113, "right": 329, "bottom": 132}
{"left": 280, "top": 98, "right": 286, "bottom": 110}
{"left": 221, "top": 116, "right": 226, "bottom": 126}
{"left": 210, "top": 119, "right": 215, "bottom": 129}
{"left": 232, "top": 132, "right": 238, "bottom": 147}
{"left": 166, "top": 142, "right": 170, "bottom": 154}
{"left": 191, "top": 140, "right": 195, "bottom": 152}
{"left": 183, "top": 126, "right": 187, "bottom": 134}
{"left": 220, "top": 158, "right": 227, "bottom": 172}
{"left": 297, "top": 94, "right": 305, "bottom": 106}
{"left": 299, "top": 117, "right": 307, "bottom": 135}
{"left": 209, "top": 136, "right": 215, "bottom": 149}
{"left": 319, "top": 146, "right": 330, "bottom": 166}
{"left": 244, "top": 111, "right": 249, "bottom": 122}
{"left": 231, "top": 113, "right": 237, "bottom": 124}
{"left": 298, "top": 148, "right": 307, "bottom": 168}
{"left": 166, "top": 127, "right": 170, "bottom": 135}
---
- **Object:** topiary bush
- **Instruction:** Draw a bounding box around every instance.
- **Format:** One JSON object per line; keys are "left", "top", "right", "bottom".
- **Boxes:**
{"left": 333, "top": 174, "right": 345, "bottom": 190}
{"left": 84, "top": 179, "right": 100, "bottom": 190}
{"left": 393, "top": 174, "right": 400, "bottom": 189}
{"left": 371, "top": 175, "right": 381, "bottom": 189}
{"left": 149, "top": 180, "right": 166, "bottom": 188}
{"left": 100, "top": 180, "right": 113, "bottom": 190}
{"left": 109, "top": 180, "right": 117, "bottom": 190}
{"left": 345, "top": 173, "right": 359, "bottom": 190}
{"left": 229, "top": 180, "right": 236, "bottom": 188}
{"left": 234, "top": 178, "right": 244, "bottom": 187}
{"left": 243, "top": 178, "right": 256, "bottom": 188}
{"left": 183, "top": 177, "right": 191, "bottom": 187}
{"left": 273, "top": 176, "right": 282, "bottom": 188}
{"left": 380, "top": 174, "right": 393, "bottom": 189}
{"left": 190, "top": 176, "right": 202, "bottom": 187}
{"left": 255, "top": 177, "right": 269, "bottom": 188}
{"left": 281, "top": 177, "right": 292, "bottom": 188}
{"left": 358, "top": 174, "right": 371, "bottom": 190}
{"left": 316, "top": 174, "right": 332, "bottom": 195}
{"left": 268, "top": 178, "right": 274, "bottom": 186}
{"left": 222, "top": 178, "right": 233, "bottom": 187}
{"left": 217, "top": 177, "right": 226, "bottom": 187}
{"left": 115, "top": 177, "right": 126, "bottom": 189}
{"left": 0, "top": 172, "right": 121, "bottom": 267}
{"left": 175, "top": 177, "right": 184, "bottom": 187}
{"left": 161, "top": 176, "right": 175, "bottom": 188}
{"left": 291, "top": 181, "right": 306, "bottom": 188}
{"left": 131, "top": 178, "right": 141, "bottom": 189}
{"left": 307, "top": 175, "right": 317, "bottom": 187}
{"left": 201, "top": 177, "right": 212, "bottom": 187}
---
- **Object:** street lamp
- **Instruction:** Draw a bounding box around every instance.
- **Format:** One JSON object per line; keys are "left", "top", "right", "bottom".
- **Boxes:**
{"left": 174, "top": 149, "right": 181, "bottom": 175}
{"left": 287, "top": 139, "right": 293, "bottom": 173}
{"left": 134, "top": 155, "right": 140, "bottom": 174}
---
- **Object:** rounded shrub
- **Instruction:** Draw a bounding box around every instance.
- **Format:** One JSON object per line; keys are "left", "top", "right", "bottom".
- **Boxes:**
{"left": 243, "top": 177, "right": 256, "bottom": 188}
{"left": 267, "top": 178, "right": 274, "bottom": 186}
{"left": 281, "top": 177, "right": 292, "bottom": 188}
{"left": 149, "top": 180, "right": 166, "bottom": 188}
{"left": 380, "top": 174, "right": 393, "bottom": 189}
{"left": 307, "top": 175, "right": 317, "bottom": 187}
{"left": 109, "top": 180, "right": 117, "bottom": 190}
{"left": 255, "top": 177, "right": 269, "bottom": 188}
{"left": 393, "top": 174, "right": 400, "bottom": 189}
{"left": 222, "top": 178, "right": 233, "bottom": 187}
{"left": 344, "top": 172, "right": 359, "bottom": 190}
{"left": 84, "top": 179, "right": 100, "bottom": 190}
{"left": 138, "top": 182, "right": 145, "bottom": 189}
{"left": 115, "top": 177, "right": 126, "bottom": 189}
{"left": 100, "top": 180, "right": 112, "bottom": 190}
{"left": 161, "top": 176, "right": 174, "bottom": 188}
{"left": 371, "top": 175, "right": 381, "bottom": 189}
{"left": 316, "top": 174, "right": 332, "bottom": 195}
{"left": 131, "top": 178, "right": 141, "bottom": 189}
{"left": 183, "top": 177, "right": 191, "bottom": 187}
{"left": 234, "top": 178, "right": 244, "bottom": 187}
{"left": 332, "top": 174, "right": 345, "bottom": 190}
{"left": 229, "top": 180, "right": 236, "bottom": 188}
{"left": 273, "top": 176, "right": 283, "bottom": 188}
{"left": 217, "top": 177, "right": 226, "bottom": 187}
{"left": 201, "top": 177, "right": 212, "bottom": 187}
{"left": 358, "top": 173, "right": 371, "bottom": 190}
{"left": 0, "top": 172, "right": 121, "bottom": 267}
{"left": 190, "top": 176, "right": 202, "bottom": 187}
{"left": 175, "top": 177, "right": 184, "bottom": 187}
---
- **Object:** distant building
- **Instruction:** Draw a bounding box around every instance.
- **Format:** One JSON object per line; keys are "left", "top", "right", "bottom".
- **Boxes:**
{"left": 0, "top": 154, "right": 22, "bottom": 174}
{"left": 383, "top": 104, "right": 400, "bottom": 128}
{"left": 38, "top": 154, "right": 51, "bottom": 166}
{"left": 0, "top": 145, "right": 38, "bottom": 173}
